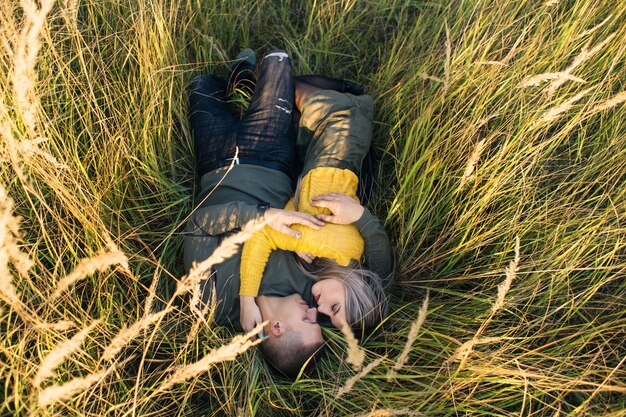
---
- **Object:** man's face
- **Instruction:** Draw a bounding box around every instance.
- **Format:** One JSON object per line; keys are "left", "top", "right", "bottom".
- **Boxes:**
{"left": 272, "top": 294, "right": 323, "bottom": 345}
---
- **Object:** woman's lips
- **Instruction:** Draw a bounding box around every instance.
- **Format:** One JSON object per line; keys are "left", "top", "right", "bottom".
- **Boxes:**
{"left": 314, "top": 294, "right": 320, "bottom": 304}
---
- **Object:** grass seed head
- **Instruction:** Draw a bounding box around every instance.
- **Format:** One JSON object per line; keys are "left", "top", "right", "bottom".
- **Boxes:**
{"left": 52, "top": 244, "right": 129, "bottom": 299}
{"left": 101, "top": 308, "right": 172, "bottom": 362}
{"left": 37, "top": 359, "right": 126, "bottom": 407}
{"left": 592, "top": 91, "right": 626, "bottom": 113}
{"left": 34, "top": 320, "right": 101, "bottom": 388}
{"left": 533, "top": 87, "right": 594, "bottom": 127}
{"left": 336, "top": 356, "right": 386, "bottom": 399}
{"left": 520, "top": 72, "right": 586, "bottom": 88}
{"left": 341, "top": 323, "right": 364, "bottom": 371}
{"left": 157, "top": 323, "right": 264, "bottom": 393}
{"left": 388, "top": 292, "right": 429, "bottom": 380}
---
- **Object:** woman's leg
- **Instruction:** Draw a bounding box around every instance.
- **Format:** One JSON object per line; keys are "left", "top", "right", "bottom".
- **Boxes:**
{"left": 237, "top": 50, "right": 297, "bottom": 177}
{"left": 188, "top": 75, "right": 238, "bottom": 177}
{"left": 296, "top": 89, "right": 373, "bottom": 177}
{"left": 296, "top": 75, "right": 366, "bottom": 96}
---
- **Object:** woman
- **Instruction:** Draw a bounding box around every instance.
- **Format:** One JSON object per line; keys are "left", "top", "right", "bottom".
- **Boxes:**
{"left": 236, "top": 51, "right": 394, "bottom": 332}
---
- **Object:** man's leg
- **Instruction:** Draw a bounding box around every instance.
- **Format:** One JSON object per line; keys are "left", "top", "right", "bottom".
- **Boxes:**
{"left": 227, "top": 49, "right": 257, "bottom": 100}
{"left": 188, "top": 75, "right": 238, "bottom": 177}
{"left": 236, "top": 50, "right": 297, "bottom": 177}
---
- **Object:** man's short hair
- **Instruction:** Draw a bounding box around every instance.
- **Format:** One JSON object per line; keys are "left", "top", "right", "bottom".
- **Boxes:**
{"left": 259, "top": 332, "right": 325, "bottom": 378}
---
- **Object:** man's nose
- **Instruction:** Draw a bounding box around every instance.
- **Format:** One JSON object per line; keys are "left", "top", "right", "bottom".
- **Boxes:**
{"left": 307, "top": 307, "right": 318, "bottom": 323}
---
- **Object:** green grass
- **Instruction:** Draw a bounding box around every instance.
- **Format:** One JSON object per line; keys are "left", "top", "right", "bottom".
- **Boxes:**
{"left": 1, "top": 0, "right": 625, "bottom": 415}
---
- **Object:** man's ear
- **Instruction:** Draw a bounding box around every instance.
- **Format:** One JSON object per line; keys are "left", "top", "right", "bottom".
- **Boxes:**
{"left": 269, "top": 320, "right": 282, "bottom": 337}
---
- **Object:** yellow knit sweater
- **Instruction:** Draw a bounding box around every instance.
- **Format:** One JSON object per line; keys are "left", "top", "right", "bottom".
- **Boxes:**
{"left": 239, "top": 167, "right": 364, "bottom": 296}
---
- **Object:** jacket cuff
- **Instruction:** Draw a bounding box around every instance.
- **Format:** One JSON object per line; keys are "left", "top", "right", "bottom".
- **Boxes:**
{"left": 353, "top": 206, "right": 377, "bottom": 231}
{"left": 238, "top": 203, "right": 263, "bottom": 227}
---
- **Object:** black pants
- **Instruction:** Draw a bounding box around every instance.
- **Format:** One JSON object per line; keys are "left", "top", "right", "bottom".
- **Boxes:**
{"left": 188, "top": 51, "right": 296, "bottom": 178}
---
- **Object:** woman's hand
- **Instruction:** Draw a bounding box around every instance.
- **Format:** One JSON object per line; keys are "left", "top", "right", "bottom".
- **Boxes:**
{"left": 310, "top": 192, "right": 365, "bottom": 224}
{"left": 240, "top": 296, "right": 263, "bottom": 333}
{"left": 264, "top": 207, "right": 324, "bottom": 238}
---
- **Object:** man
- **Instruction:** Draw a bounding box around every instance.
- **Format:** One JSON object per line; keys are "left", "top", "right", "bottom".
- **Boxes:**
{"left": 183, "top": 50, "right": 326, "bottom": 377}
{"left": 183, "top": 49, "right": 394, "bottom": 376}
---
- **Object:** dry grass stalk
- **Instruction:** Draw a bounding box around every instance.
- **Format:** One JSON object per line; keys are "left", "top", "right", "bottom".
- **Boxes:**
{"left": 335, "top": 356, "right": 386, "bottom": 399}
{"left": 0, "top": 102, "right": 27, "bottom": 182}
{"left": 547, "top": 34, "right": 616, "bottom": 96}
{"left": 341, "top": 323, "right": 364, "bottom": 371}
{"left": 52, "top": 243, "right": 129, "bottom": 299}
{"left": 492, "top": 235, "right": 520, "bottom": 313}
{"left": 35, "top": 321, "right": 76, "bottom": 332}
{"left": 544, "top": 0, "right": 559, "bottom": 6}
{"left": 18, "top": 137, "right": 67, "bottom": 170}
{"left": 143, "top": 267, "right": 160, "bottom": 317}
{"left": 34, "top": 320, "right": 101, "bottom": 388}
{"left": 0, "top": 184, "right": 33, "bottom": 310}
{"left": 448, "top": 337, "right": 503, "bottom": 365}
{"left": 448, "top": 237, "right": 519, "bottom": 368}
{"left": 357, "top": 410, "right": 422, "bottom": 417}
{"left": 475, "top": 61, "right": 507, "bottom": 67}
{"left": 459, "top": 139, "right": 486, "bottom": 191}
{"left": 418, "top": 73, "right": 442, "bottom": 83}
{"left": 37, "top": 359, "right": 127, "bottom": 407}
{"left": 591, "top": 91, "right": 626, "bottom": 113}
{"left": 176, "top": 218, "right": 266, "bottom": 297}
{"left": 575, "top": 15, "right": 612, "bottom": 40}
{"left": 387, "top": 292, "right": 429, "bottom": 380}
{"left": 519, "top": 72, "right": 586, "bottom": 88}
{"left": 532, "top": 87, "right": 594, "bottom": 127}
{"left": 101, "top": 308, "right": 172, "bottom": 361}
{"left": 185, "top": 283, "right": 217, "bottom": 347}
{"left": 157, "top": 322, "right": 264, "bottom": 393}
{"left": 11, "top": 0, "right": 55, "bottom": 133}
{"left": 443, "top": 20, "right": 451, "bottom": 93}
{"left": 0, "top": 2, "right": 18, "bottom": 51}
{"left": 190, "top": 277, "right": 202, "bottom": 316}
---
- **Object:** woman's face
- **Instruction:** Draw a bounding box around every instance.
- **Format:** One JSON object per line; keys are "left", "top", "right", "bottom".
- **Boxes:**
{"left": 312, "top": 278, "right": 347, "bottom": 328}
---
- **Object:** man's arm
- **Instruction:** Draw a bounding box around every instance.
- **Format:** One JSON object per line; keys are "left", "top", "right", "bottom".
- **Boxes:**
{"left": 189, "top": 201, "right": 261, "bottom": 236}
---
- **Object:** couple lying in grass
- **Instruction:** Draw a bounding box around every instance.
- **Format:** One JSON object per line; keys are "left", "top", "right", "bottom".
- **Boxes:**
{"left": 183, "top": 49, "right": 393, "bottom": 377}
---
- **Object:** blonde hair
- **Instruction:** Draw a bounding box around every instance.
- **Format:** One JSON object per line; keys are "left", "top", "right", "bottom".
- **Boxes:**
{"left": 298, "top": 258, "right": 388, "bottom": 330}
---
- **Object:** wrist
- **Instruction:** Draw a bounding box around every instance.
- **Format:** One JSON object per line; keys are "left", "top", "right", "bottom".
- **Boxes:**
{"left": 240, "top": 295, "right": 256, "bottom": 304}
{"left": 351, "top": 205, "right": 365, "bottom": 223}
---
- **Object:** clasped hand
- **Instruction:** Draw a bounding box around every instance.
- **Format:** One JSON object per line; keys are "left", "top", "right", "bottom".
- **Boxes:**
{"left": 310, "top": 192, "right": 365, "bottom": 224}
{"left": 266, "top": 193, "right": 365, "bottom": 265}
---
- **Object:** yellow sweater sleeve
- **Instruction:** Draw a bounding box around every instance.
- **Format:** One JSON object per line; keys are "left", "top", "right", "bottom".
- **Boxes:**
{"left": 239, "top": 168, "right": 364, "bottom": 297}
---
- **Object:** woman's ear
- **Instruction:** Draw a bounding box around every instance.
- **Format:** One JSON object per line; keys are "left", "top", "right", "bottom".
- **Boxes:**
{"left": 269, "top": 320, "right": 282, "bottom": 337}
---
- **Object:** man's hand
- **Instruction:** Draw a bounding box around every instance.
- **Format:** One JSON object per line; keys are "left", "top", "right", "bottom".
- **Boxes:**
{"left": 264, "top": 207, "right": 324, "bottom": 238}
{"left": 310, "top": 192, "right": 365, "bottom": 224}
{"left": 240, "top": 296, "right": 263, "bottom": 333}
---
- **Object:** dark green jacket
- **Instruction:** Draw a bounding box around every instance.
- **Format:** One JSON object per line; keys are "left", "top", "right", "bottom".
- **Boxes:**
{"left": 183, "top": 165, "right": 393, "bottom": 332}
{"left": 184, "top": 91, "right": 394, "bottom": 331}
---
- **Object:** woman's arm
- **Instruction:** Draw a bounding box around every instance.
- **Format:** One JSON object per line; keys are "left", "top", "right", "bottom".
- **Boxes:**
{"left": 239, "top": 204, "right": 325, "bottom": 297}
{"left": 311, "top": 192, "right": 394, "bottom": 292}
{"left": 240, "top": 200, "right": 363, "bottom": 296}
